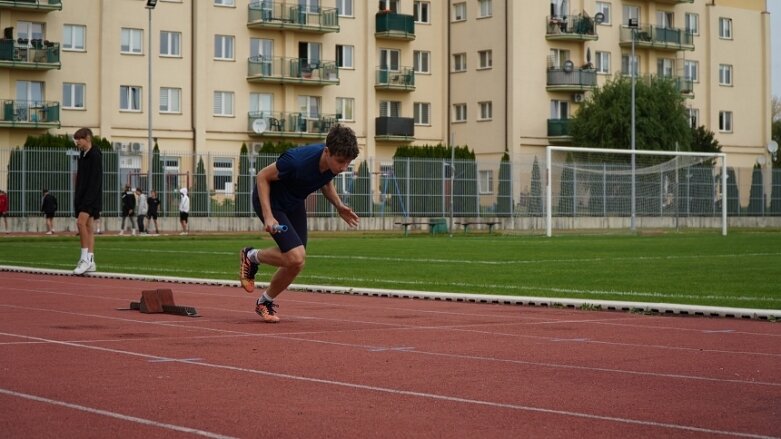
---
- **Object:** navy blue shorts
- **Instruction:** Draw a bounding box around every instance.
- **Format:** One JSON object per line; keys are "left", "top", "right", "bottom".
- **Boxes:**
{"left": 252, "top": 185, "right": 307, "bottom": 253}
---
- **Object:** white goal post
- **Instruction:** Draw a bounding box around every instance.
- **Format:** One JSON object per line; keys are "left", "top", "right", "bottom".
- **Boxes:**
{"left": 545, "top": 146, "right": 727, "bottom": 237}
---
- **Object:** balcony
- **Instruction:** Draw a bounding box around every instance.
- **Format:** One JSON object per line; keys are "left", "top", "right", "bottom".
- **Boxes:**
{"left": 619, "top": 24, "right": 694, "bottom": 51}
{"left": 375, "top": 11, "right": 415, "bottom": 41}
{"left": 375, "top": 67, "right": 415, "bottom": 91}
{"left": 547, "top": 119, "right": 573, "bottom": 143}
{"left": 0, "top": 38, "right": 60, "bottom": 70}
{"left": 0, "top": 0, "right": 62, "bottom": 11}
{"left": 375, "top": 116, "right": 414, "bottom": 141}
{"left": 248, "top": 111, "right": 340, "bottom": 139}
{"left": 546, "top": 67, "right": 597, "bottom": 92}
{"left": 1, "top": 99, "right": 60, "bottom": 128}
{"left": 545, "top": 14, "right": 598, "bottom": 41}
{"left": 247, "top": 1, "right": 339, "bottom": 33}
{"left": 247, "top": 56, "right": 339, "bottom": 86}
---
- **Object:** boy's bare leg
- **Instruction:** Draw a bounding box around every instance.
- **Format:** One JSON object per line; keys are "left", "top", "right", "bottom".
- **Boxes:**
{"left": 76, "top": 212, "right": 94, "bottom": 252}
{"left": 257, "top": 246, "right": 305, "bottom": 299}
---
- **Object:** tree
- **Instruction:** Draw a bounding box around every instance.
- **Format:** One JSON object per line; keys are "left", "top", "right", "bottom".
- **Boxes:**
{"left": 747, "top": 164, "right": 764, "bottom": 215}
{"left": 236, "top": 143, "right": 252, "bottom": 217}
{"left": 496, "top": 153, "right": 512, "bottom": 216}
{"left": 529, "top": 157, "right": 543, "bottom": 216}
{"left": 350, "top": 160, "right": 372, "bottom": 216}
{"left": 772, "top": 95, "right": 781, "bottom": 123}
{"left": 771, "top": 119, "right": 781, "bottom": 214}
{"left": 191, "top": 156, "right": 208, "bottom": 216}
{"left": 570, "top": 75, "right": 692, "bottom": 153}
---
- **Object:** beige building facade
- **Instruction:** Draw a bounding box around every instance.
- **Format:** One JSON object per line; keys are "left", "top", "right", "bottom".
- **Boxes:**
{"left": 0, "top": 0, "right": 773, "bottom": 179}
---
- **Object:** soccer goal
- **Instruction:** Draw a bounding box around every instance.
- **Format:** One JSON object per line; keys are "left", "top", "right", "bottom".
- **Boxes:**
{"left": 545, "top": 146, "right": 727, "bottom": 237}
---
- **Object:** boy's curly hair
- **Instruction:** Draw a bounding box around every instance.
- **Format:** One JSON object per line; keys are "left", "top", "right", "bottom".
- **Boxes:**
{"left": 326, "top": 124, "right": 359, "bottom": 159}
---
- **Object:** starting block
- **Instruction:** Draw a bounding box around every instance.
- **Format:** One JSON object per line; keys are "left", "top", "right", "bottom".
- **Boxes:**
{"left": 122, "top": 288, "right": 200, "bottom": 317}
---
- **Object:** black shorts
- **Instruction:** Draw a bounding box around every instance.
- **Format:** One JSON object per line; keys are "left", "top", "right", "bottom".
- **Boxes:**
{"left": 75, "top": 209, "right": 100, "bottom": 220}
{"left": 44, "top": 212, "right": 55, "bottom": 219}
{"left": 122, "top": 208, "right": 133, "bottom": 217}
{"left": 252, "top": 185, "right": 307, "bottom": 253}
{"left": 147, "top": 212, "right": 158, "bottom": 220}
{"left": 179, "top": 212, "right": 189, "bottom": 222}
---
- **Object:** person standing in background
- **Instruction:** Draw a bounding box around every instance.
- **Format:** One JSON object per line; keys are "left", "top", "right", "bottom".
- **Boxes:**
{"left": 0, "top": 189, "right": 9, "bottom": 233}
{"left": 40, "top": 189, "right": 57, "bottom": 235}
{"left": 135, "top": 188, "right": 148, "bottom": 234}
{"left": 120, "top": 185, "right": 136, "bottom": 236}
{"left": 72, "top": 127, "right": 102, "bottom": 275}
{"left": 178, "top": 188, "right": 190, "bottom": 235}
{"left": 146, "top": 190, "right": 161, "bottom": 234}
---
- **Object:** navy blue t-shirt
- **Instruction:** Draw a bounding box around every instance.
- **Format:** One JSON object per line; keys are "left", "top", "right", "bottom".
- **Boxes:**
{"left": 270, "top": 144, "right": 335, "bottom": 211}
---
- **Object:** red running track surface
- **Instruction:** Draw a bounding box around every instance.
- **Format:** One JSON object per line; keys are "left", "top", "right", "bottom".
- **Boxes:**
{"left": 0, "top": 271, "right": 779, "bottom": 438}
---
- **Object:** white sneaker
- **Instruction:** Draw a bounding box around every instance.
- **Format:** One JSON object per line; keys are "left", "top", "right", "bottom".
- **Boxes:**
{"left": 132, "top": 229, "right": 137, "bottom": 236}
{"left": 179, "top": 231, "right": 187, "bottom": 235}
{"left": 119, "top": 230, "right": 125, "bottom": 236}
{"left": 45, "top": 231, "right": 53, "bottom": 235}
{"left": 73, "top": 259, "right": 92, "bottom": 275}
{"left": 86, "top": 261, "right": 96, "bottom": 273}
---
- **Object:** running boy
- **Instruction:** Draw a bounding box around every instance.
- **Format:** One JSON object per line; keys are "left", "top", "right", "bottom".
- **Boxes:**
{"left": 239, "top": 124, "right": 359, "bottom": 322}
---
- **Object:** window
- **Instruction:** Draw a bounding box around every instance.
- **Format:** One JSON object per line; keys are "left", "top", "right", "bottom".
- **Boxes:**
{"left": 214, "top": 0, "right": 235, "bottom": 6}
{"left": 478, "top": 101, "right": 492, "bottom": 120}
{"left": 685, "top": 13, "right": 698, "bottom": 35}
{"left": 478, "top": 0, "right": 492, "bottom": 18}
{"left": 684, "top": 60, "right": 699, "bottom": 82}
{"left": 336, "top": 0, "right": 353, "bottom": 16}
{"left": 718, "top": 111, "right": 732, "bottom": 132}
{"left": 687, "top": 108, "right": 699, "bottom": 128}
{"left": 719, "top": 17, "right": 732, "bottom": 39}
{"left": 551, "top": 0, "right": 569, "bottom": 18}
{"left": 379, "top": 48, "right": 400, "bottom": 71}
{"left": 621, "top": 54, "right": 639, "bottom": 76}
{"left": 16, "top": 21, "right": 44, "bottom": 41}
{"left": 378, "top": 0, "right": 399, "bottom": 12}
{"left": 250, "top": 38, "right": 273, "bottom": 60}
{"left": 657, "top": 58, "right": 674, "bottom": 77}
{"left": 478, "top": 170, "right": 493, "bottom": 194}
{"left": 298, "top": 95, "right": 321, "bottom": 118}
{"left": 120, "top": 28, "right": 143, "bottom": 54}
{"left": 379, "top": 100, "right": 401, "bottom": 117}
{"left": 656, "top": 11, "right": 673, "bottom": 29}
{"left": 336, "top": 97, "right": 354, "bottom": 121}
{"left": 453, "top": 53, "right": 466, "bottom": 72}
{"left": 62, "top": 83, "right": 85, "bottom": 109}
{"left": 414, "top": 50, "right": 430, "bottom": 73}
{"left": 160, "top": 31, "right": 181, "bottom": 57}
{"left": 120, "top": 85, "right": 142, "bottom": 111}
{"left": 336, "top": 45, "right": 354, "bottom": 68}
{"left": 596, "top": 2, "right": 611, "bottom": 25}
{"left": 63, "top": 24, "right": 85, "bottom": 51}
{"left": 213, "top": 91, "right": 234, "bottom": 116}
{"left": 160, "top": 87, "right": 181, "bottom": 113}
{"left": 478, "top": 50, "right": 492, "bottom": 69}
{"left": 214, "top": 35, "right": 234, "bottom": 60}
{"left": 719, "top": 64, "right": 733, "bottom": 86}
{"left": 414, "top": 102, "right": 430, "bottom": 125}
{"left": 452, "top": 3, "right": 466, "bottom": 21}
{"left": 550, "top": 100, "right": 569, "bottom": 119}
{"left": 453, "top": 103, "right": 466, "bottom": 122}
{"left": 622, "top": 5, "right": 639, "bottom": 26}
{"left": 548, "top": 48, "right": 570, "bottom": 69}
{"left": 595, "top": 51, "right": 610, "bottom": 74}
{"left": 413, "top": 1, "right": 430, "bottom": 24}
{"left": 213, "top": 158, "right": 234, "bottom": 193}
{"left": 249, "top": 92, "right": 273, "bottom": 115}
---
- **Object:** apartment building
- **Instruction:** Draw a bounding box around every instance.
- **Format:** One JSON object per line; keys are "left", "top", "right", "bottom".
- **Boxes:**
{"left": 0, "top": 0, "right": 772, "bottom": 186}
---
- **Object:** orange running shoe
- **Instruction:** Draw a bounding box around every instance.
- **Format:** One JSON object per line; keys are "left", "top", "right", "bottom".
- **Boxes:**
{"left": 255, "top": 298, "right": 280, "bottom": 323}
{"left": 240, "top": 247, "right": 259, "bottom": 293}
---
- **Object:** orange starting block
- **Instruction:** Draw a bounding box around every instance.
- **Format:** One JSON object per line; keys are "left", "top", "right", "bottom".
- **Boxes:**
{"left": 122, "top": 288, "right": 200, "bottom": 317}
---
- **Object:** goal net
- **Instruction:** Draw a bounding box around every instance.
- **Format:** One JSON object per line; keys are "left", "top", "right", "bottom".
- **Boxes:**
{"left": 545, "top": 146, "right": 727, "bottom": 236}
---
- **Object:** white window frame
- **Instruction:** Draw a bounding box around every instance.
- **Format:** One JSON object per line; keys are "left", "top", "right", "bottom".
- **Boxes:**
{"left": 684, "top": 60, "right": 699, "bottom": 83}
{"left": 414, "top": 102, "right": 430, "bottom": 125}
{"left": 62, "top": 24, "right": 85, "bottom": 51}
{"left": 414, "top": 50, "right": 430, "bottom": 74}
{"left": 453, "top": 53, "right": 466, "bottom": 72}
{"left": 160, "top": 87, "right": 181, "bottom": 113}
{"left": 214, "top": 0, "right": 235, "bottom": 6}
{"left": 336, "top": 0, "right": 353, "bottom": 17}
{"left": 596, "top": 2, "right": 611, "bottom": 25}
{"left": 719, "top": 17, "right": 732, "bottom": 39}
{"left": 379, "top": 48, "right": 400, "bottom": 71}
{"left": 685, "top": 13, "right": 699, "bottom": 35}
{"left": 214, "top": 34, "right": 234, "bottom": 60}
{"left": 621, "top": 53, "right": 639, "bottom": 76}
{"left": 298, "top": 95, "right": 321, "bottom": 119}
{"left": 452, "top": 3, "right": 466, "bottom": 22}
{"left": 120, "top": 85, "right": 142, "bottom": 112}
{"left": 213, "top": 91, "right": 234, "bottom": 116}
{"left": 379, "top": 100, "right": 401, "bottom": 118}
{"left": 249, "top": 92, "right": 273, "bottom": 115}
{"left": 160, "top": 31, "right": 181, "bottom": 57}
{"left": 336, "top": 97, "right": 354, "bottom": 121}
{"left": 550, "top": 100, "right": 569, "bottom": 119}
{"left": 478, "top": 169, "right": 493, "bottom": 194}
{"left": 453, "top": 103, "right": 466, "bottom": 122}
{"left": 719, "top": 64, "right": 733, "bottom": 86}
{"left": 478, "top": 50, "right": 492, "bottom": 69}
{"left": 213, "top": 158, "right": 234, "bottom": 193}
{"left": 623, "top": 5, "right": 640, "bottom": 26}
{"left": 62, "top": 83, "right": 85, "bottom": 110}
{"left": 478, "top": 101, "right": 492, "bottom": 121}
{"left": 478, "top": 0, "right": 492, "bottom": 18}
{"left": 16, "top": 21, "right": 44, "bottom": 41}
{"left": 718, "top": 111, "right": 732, "bottom": 133}
{"left": 120, "top": 28, "right": 143, "bottom": 54}
{"left": 336, "top": 44, "right": 354, "bottom": 69}
{"left": 595, "top": 51, "right": 610, "bottom": 74}
{"left": 414, "top": 1, "right": 430, "bottom": 24}
{"left": 687, "top": 108, "right": 699, "bottom": 128}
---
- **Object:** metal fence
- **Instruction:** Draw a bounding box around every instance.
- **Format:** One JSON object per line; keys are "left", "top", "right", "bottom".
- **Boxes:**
{"left": 1, "top": 147, "right": 779, "bottom": 219}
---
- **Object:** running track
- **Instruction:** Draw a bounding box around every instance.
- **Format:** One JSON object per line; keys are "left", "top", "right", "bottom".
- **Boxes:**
{"left": 0, "top": 270, "right": 779, "bottom": 438}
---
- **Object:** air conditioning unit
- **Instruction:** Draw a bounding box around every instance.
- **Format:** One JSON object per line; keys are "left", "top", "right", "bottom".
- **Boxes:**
{"left": 112, "top": 142, "right": 123, "bottom": 151}
{"left": 131, "top": 142, "right": 142, "bottom": 152}
{"left": 572, "top": 93, "right": 585, "bottom": 103}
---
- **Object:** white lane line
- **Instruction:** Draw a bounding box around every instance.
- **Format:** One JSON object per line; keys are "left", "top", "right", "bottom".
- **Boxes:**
{"left": 0, "top": 388, "right": 238, "bottom": 439}
{"left": 0, "top": 331, "right": 775, "bottom": 439}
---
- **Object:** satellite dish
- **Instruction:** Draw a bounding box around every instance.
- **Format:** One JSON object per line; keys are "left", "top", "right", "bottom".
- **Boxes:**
{"left": 594, "top": 12, "right": 605, "bottom": 25}
{"left": 252, "top": 118, "right": 267, "bottom": 134}
{"left": 563, "top": 60, "right": 574, "bottom": 73}
{"left": 769, "top": 140, "right": 779, "bottom": 154}
{"left": 756, "top": 156, "right": 767, "bottom": 165}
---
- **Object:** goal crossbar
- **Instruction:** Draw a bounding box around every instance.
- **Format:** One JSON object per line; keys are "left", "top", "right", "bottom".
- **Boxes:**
{"left": 545, "top": 146, "right": 728, "bottom": 237}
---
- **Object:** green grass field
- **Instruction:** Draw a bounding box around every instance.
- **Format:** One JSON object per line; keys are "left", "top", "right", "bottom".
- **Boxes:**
{"left": 2, "top": 229, "right": 780, "bottom": 310}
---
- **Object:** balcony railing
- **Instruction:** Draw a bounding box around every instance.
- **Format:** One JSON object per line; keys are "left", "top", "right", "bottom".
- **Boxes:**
{"left": 0, "top": 38, "right": 60, "bottom": 69}
{"left": 547, "top": 119, "right": 572, "bottom": 140}
{"left": 248, "top": 111, "right": 341, "bottom": 138}
{"left": 1, "top": 99, "right": 60, "bottom": 128}
{"left": 375, "top": 116, "right": 414, "bottom": 140}
{"left": 0, "top": 0, "right": 62, "bottom": 11}
{"left": 375, "top": 67, "right": 415, "bottom": 91}
{"left": 247, "top": 1, "right": 339, "bottom": 33}
{"left": 375, "top": 11, "right": 415, "bottom": 40}
{"left": 247, "top": 56, "right": 339, "bottom": 85}
{"left": 620, "top": 24, "right": 694, "bottom": 51}
{"left": 546, "top": 67, "right": 597, "bottom": 91}
{"left": 545, "top": 14, "right": 598, "bottom": 41}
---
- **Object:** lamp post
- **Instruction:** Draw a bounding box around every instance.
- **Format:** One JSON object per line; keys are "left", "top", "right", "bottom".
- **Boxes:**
{"left": 146, "top": 0, "right": 157, "bottom": 190}
{"left": 628, "top": 17, "right": 638, "bottom": 231}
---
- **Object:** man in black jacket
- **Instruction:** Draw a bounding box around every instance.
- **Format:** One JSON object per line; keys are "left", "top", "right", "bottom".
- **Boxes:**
{"left": 73, "top": 128, "right": 102, "bottom": 275}
{"left": 120, "top": 184, "right": 137, "bottom": 235}
{"left": 40, "top": 189, "right": 57, "bottom": 235}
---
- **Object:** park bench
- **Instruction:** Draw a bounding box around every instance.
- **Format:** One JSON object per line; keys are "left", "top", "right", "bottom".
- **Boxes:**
{"left": 455, "top": 221, "right": 500, "bottom": 234}
{"left": 395, "top": 218, "right": 448, "bottom": 236}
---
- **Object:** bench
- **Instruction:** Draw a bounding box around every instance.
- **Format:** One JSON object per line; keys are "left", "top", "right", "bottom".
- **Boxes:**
{"left": 455, "top": 221, "right": 499, "bottom": 234}
{"left": 395, "top": 218, "right": 448, "bottom": 236}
